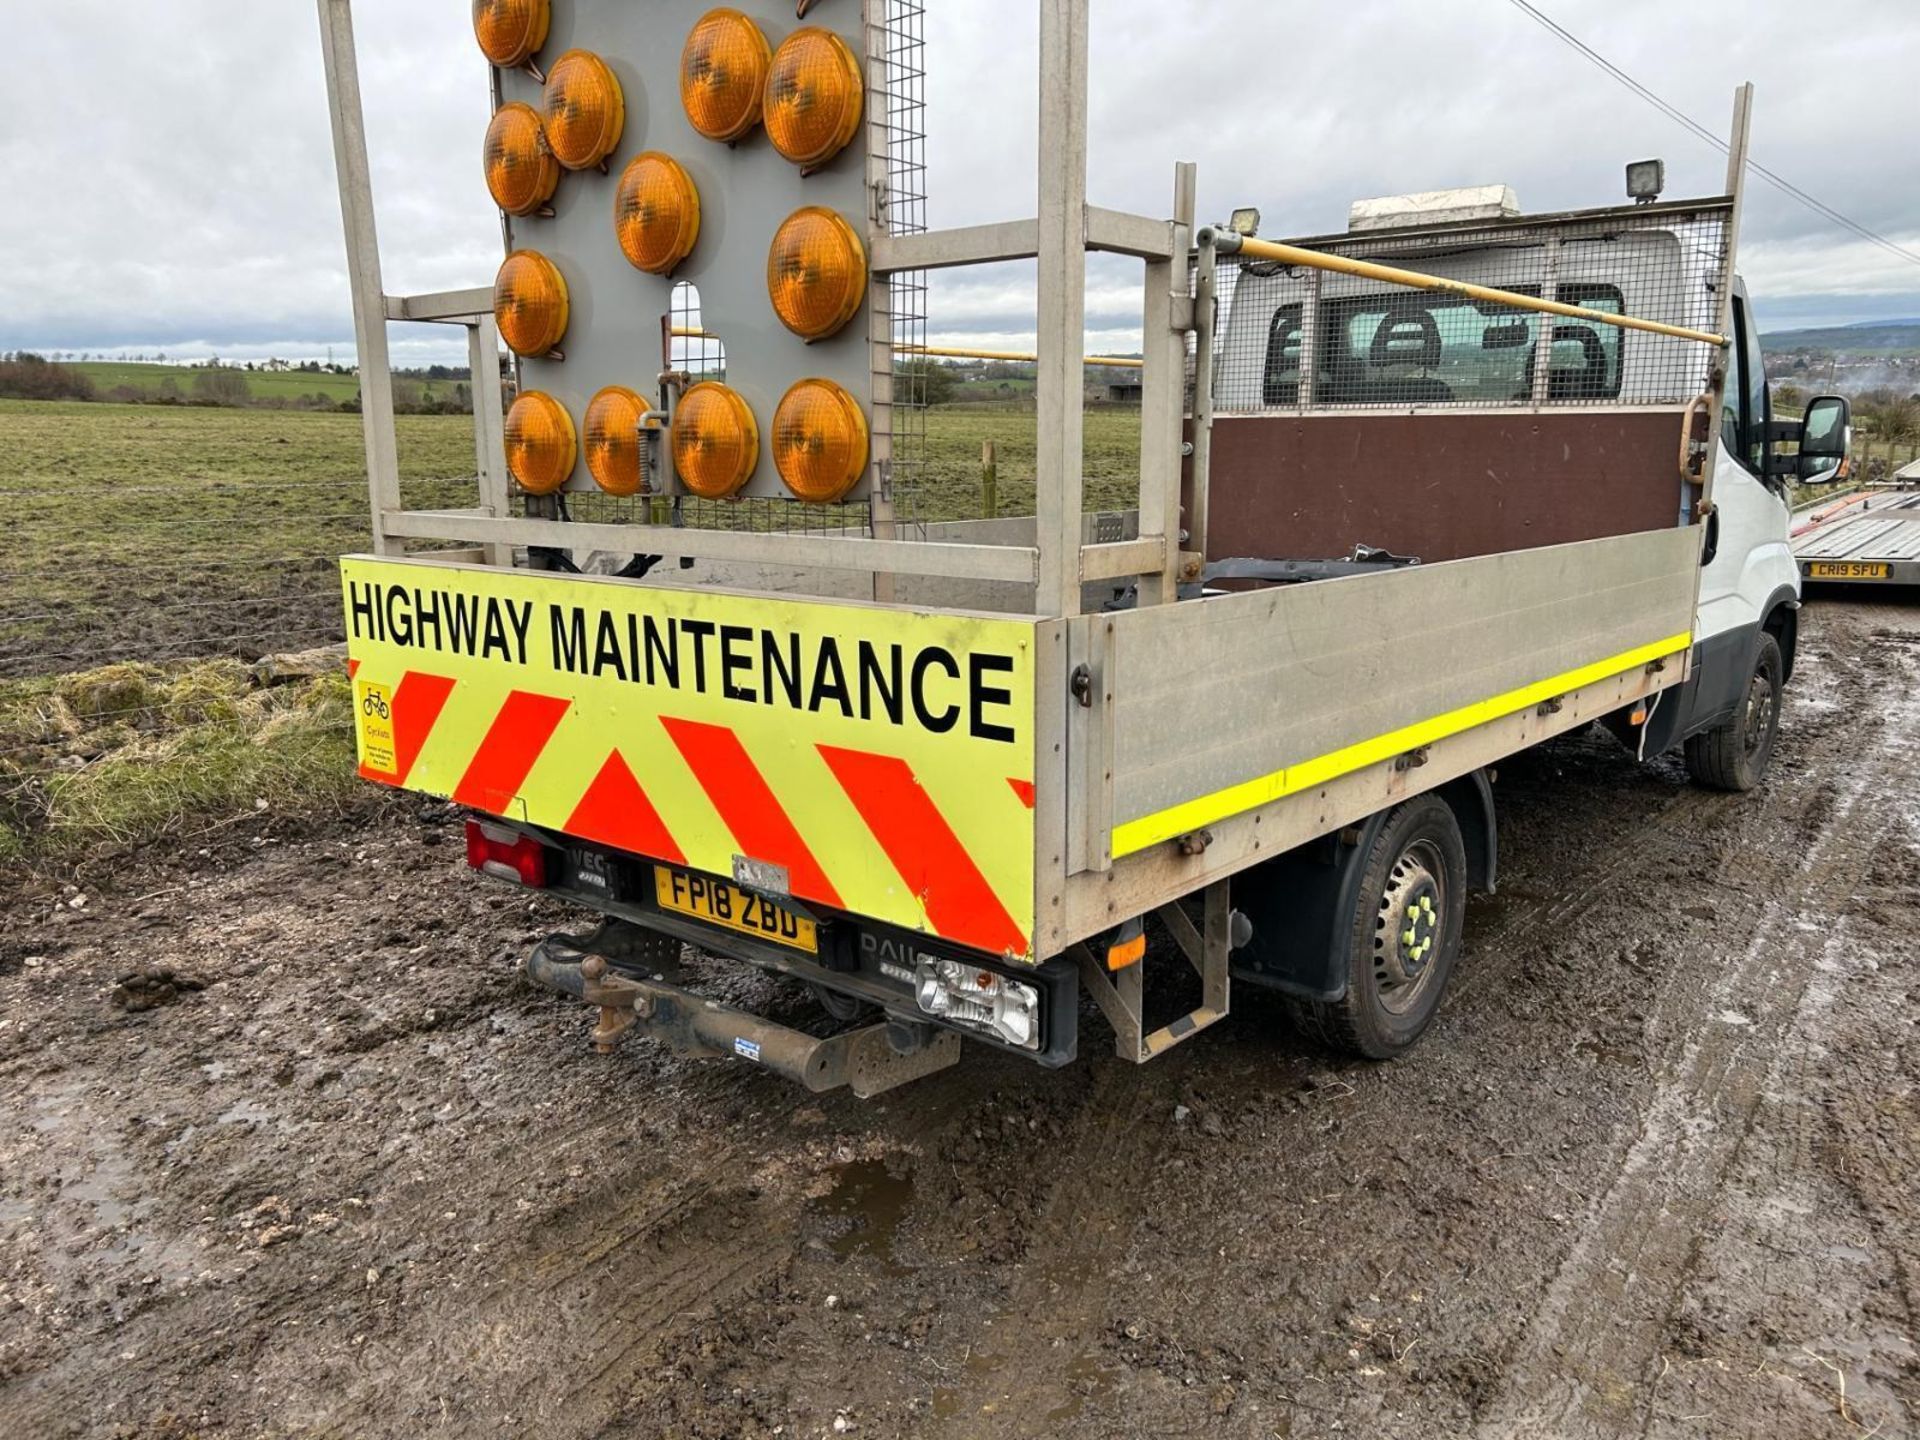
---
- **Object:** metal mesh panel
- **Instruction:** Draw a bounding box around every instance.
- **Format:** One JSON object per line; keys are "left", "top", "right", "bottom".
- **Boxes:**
{"left": 1209, "top": 203, "right": 1732, "bottom": 415}
{"left": 880, "top": 0, "right": 929, "bottom": 534}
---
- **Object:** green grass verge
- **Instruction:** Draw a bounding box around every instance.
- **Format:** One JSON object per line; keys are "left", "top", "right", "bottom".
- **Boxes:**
{"left": 0, "top": 659, "right": 365, "bottom": 865}
{"left": 71, "top": 361, "right": 366, "bottom": 403}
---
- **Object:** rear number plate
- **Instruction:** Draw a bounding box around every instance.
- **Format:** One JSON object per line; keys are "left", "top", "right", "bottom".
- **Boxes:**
{"left": 654, "top": 867, "right": 818, "bottom": 953}
{"left": 1808, "top": 561, "right": 1890, "bottom": 579}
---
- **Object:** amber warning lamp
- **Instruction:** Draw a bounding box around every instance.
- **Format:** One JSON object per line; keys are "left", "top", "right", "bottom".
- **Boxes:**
{"left": 504, "top": 392, "right": 577, "bottom": 495}
{"left": 542, "top": 50, "right": 626, "bottom": 172}
{"left": 764, "top": 27, "right": 863, "bottom": 170}
{"left": 493, "top": 250, "right": 571, "bottom": 359}
{"left": 473, "top": 0, "right": 551, "bottom": 77}
{"left": 681, "top": 9, "right": 772, "bottom": 143}
{"left": 484, "top": 102, "right": 561, "bottom": 218}
{"left": 614, "top": 153, "right": 702, "bottom": 276}
{"left": 584, "top": 386, "right": 657, "bottom": 497}
{"left": 772, "top": 378, "right": 868, "bottom": 504}
{"left": 671, "top": 382, "right": 759, "bottom": 499}
{"left": 767, "top": 206, "right": 867, "bottom": 341}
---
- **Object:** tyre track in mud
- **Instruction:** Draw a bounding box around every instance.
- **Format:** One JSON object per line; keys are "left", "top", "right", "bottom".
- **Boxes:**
{"left": 927, "top": 1054, "right": 1189, "bottom": 1431}
{"left": 1472, "top": 599, "right": 1920, "bottom": 1439}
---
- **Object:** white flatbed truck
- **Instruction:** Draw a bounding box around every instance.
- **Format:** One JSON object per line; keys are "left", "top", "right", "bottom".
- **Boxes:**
{"left": 320, "top": 0, "right": 1850, "bottom": 1093}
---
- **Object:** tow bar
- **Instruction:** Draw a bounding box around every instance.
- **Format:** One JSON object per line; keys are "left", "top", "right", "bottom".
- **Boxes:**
{"left": 522, "top": 928, "right": 962, "bottom": 1098}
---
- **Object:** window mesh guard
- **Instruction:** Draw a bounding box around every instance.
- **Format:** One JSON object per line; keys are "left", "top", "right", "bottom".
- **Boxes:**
{"left": 1206, "top": 204, "right": 1732, "bottom": 416}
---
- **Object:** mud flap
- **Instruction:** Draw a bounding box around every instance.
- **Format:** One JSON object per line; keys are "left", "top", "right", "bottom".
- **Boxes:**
{"left": 1228, "top": 812, "right": 1392, "bottom": 1004}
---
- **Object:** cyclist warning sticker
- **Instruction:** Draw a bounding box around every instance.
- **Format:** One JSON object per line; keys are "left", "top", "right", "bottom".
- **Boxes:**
{"left": 354, "top": 679, "right": 397, "bottom": 776}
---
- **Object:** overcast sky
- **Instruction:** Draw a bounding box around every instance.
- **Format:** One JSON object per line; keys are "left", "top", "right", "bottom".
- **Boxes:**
{"left": 2, "top": 1, "right": 1915, "bottom": 366}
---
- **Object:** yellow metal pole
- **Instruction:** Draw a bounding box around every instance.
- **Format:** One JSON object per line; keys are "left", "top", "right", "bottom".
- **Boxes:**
{"left": 908, "top": 344, "right": 1145, "bottom": 370}
{"left": 1220, "top": 234, "right": 1728, "bottom": 348}
{"left": 667, "top": 329, "right": 1145, "bottom": 369}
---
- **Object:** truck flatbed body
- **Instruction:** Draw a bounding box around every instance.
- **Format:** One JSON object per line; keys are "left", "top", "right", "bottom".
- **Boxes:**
{"left": 1793, "top": 490, "right": 1920, "bottom": 585}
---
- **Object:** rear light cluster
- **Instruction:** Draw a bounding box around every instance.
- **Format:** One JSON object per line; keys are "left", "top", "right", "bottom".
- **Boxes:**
{"left": 913, "top": 958, "right": 1042, "bottom": 1051}
{"left": 476, "top": 6, "right": 872, "bottom": 505}
{"left": 465, "top": 820, "right": 549, "bottom": 887}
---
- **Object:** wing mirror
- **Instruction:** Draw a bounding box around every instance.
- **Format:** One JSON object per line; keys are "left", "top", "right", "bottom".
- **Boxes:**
{"left": 1797, "top": 394, "right": 1851, "bottom": 485}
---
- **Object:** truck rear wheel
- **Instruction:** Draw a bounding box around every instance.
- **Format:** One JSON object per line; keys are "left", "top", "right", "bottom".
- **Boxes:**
{"left": 1684, "top": 632, "right": 1783, "bottom": 793}
{"left": 1286, "top": 794, "right": 1466, "bottom": 1060}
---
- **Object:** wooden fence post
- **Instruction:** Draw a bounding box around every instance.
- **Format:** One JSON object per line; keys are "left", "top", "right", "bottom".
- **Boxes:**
{"left": 981, "top": 439, "right": 998, "bottom": 519}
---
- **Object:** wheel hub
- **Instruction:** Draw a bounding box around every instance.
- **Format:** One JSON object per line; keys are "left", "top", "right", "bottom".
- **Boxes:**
{"left": 1374, "top": 848, "right": 1445, "bottom": 1013}
{"left": 1743, "top": 671, "right": 1776, "bottom": 758}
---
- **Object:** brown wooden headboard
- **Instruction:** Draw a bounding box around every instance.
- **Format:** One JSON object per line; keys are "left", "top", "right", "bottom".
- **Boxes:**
{"left": 1186, "top": 409, "right": 1690, "bottom": 565}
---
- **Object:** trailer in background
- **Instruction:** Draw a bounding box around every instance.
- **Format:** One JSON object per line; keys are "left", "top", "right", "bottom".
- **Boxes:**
{"left": 1794, "top": 488, "right": 1920, "bottom": 586}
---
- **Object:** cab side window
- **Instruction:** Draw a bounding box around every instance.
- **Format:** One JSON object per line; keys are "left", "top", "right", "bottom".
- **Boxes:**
{"left": 1721, "top": 296, "right": 1770, "bottom": 475}
{"left": 1741, "top": 300, "right": 1769, "bottom": 474}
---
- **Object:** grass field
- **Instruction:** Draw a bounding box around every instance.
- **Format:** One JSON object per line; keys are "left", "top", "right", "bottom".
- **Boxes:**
{"left": 70, "top": 361, "right": 366, "bottom": 404}
{"left": 0, "top": 400, "right": 1143, "bottom": 674}
{"left": 0, "top": 401, "right": 478, "bottom": 677}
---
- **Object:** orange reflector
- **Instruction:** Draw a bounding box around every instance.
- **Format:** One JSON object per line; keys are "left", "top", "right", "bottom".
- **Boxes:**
{"left": 671, "top": 382, "right": 758, "bottom": 499}
{"left": 1106, "top": 930, "right": 1147, "bottom": 972}
{"left": 614, "top": 153, "right": 702, "bottom": 275}
{"left": 493, "top": 250, "right": 570, "bottom": 357}
{"left": 484, "top": 101, "right": 560, "bottom": 217}
{"left": 504, "top": 392, "right": 576, "bottom": 495}
{"left": 1629, "top": 705, "right": 1649, "bottom": 726}
{"left": 542, "top": 50, "right": 625, "bottom": 171}
{"left": 772, "top": 379, "right": 867, "bottom": 504}
{"left": 681, "top": 9, "right": 772, "bottom": 143}
{"left": 766, "top": 206, "right": 867, "bottom": 341}
{"left": 584, "top": 385, "right": 652, "bottom": 497}
{"left": 763, "top": 27, "right": 863, "bottom": 168}
{"left": 472, "top": 0, "right": 550, "bottom": 70}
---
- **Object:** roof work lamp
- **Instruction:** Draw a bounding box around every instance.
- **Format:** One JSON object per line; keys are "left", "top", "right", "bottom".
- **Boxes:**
{"left": 1626, "top": 159, "right": 1665, "bottom": 204}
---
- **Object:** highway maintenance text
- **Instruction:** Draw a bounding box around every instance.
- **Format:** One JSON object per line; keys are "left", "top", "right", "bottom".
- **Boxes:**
{"left": 346, "top": 577, "right": 1020, "bottom": 743}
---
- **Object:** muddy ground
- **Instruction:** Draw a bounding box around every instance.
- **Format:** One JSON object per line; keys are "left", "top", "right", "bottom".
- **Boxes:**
{"left": 2, "top": 593, "right": 1916, "bottom": 1440}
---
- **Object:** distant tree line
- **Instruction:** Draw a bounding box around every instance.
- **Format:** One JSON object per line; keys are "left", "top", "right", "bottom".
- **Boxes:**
{"left": 0, "top": 352, "right": 97, "bottom": 401}
{"left": 0, "top": 352, "right": 483, "bottom": 415}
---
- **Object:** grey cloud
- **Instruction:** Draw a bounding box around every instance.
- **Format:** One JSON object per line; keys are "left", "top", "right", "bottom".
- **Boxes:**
{"left": 2, "top": 0, "right": 1914, "bottom": 364}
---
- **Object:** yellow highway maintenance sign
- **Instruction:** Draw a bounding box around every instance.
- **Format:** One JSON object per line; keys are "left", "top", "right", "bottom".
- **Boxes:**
{"left": 341, "top": 558, "right": 1040, "bottom": 960}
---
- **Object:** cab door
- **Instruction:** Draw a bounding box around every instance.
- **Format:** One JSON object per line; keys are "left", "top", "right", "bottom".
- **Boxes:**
{"left": 1695, "top": 281, "right": 1797, "bottom": 655}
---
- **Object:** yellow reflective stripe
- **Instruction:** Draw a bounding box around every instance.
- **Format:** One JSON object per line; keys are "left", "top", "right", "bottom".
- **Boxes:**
{"left": 1110, "top": 631, "right": 1692, "bottom": 859}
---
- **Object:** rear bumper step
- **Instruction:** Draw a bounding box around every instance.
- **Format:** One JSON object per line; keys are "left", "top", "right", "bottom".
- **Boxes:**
{"left": 522, "top": 933, "right": 962, "bottom": 1098}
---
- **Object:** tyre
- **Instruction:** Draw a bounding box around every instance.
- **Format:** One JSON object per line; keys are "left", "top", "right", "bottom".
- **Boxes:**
{"left": 1286, "top": 794, "right": 1467, "bottom": 1060}
{"left": 811, "top": 983, "right": 869, "bottom": 1023}
{"left": 1684, "top": 632, "right": 1783, "bottom": 793}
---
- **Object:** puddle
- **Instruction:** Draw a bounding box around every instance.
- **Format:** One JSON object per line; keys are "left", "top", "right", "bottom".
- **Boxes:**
{"left": 816, "top": 1157, "right": 915, "bottom": 1276}
{"left": 1045, "top": 1350, "right": 1117, "bottom": 1424}
{"left": 1575, "top": 1039, "right": 1639, "bottom": 1067}
{"left": 927, "top": 1344, "right": 1113, "bottom": 1425}
{"left": 929, "top": 1351, "right": 1011, "bottom": 1421}
{"left": 217, "top": 1099, "right": 277, "bottom": 1128}
{"left": 1464, "top": 887, "right": 1548, "bottom": 938}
